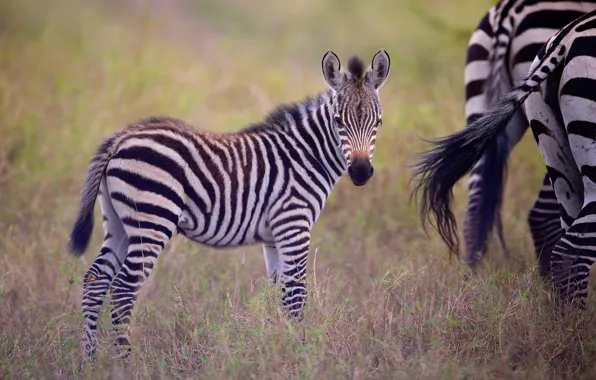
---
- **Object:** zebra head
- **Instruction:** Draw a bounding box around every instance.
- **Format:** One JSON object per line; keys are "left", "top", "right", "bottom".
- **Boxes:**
{"left": 322, "top": 50, "right": 390, "bottom": 186}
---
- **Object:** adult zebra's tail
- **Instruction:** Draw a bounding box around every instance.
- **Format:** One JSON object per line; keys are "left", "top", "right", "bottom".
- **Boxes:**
{"left": 69, "top": 132, "right": 123, "bottom": 256}
{"left": 411, "top": 41, "right": 563, "bottom": 257}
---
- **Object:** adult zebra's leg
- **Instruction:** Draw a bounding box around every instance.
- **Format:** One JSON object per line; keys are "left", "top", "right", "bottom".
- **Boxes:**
{"left": 270, "top": 215, "right": 311, "bottom": 321}
{"left": 461, "top": 9, "right": 533, "bottom": 272}
{"left": 81, "top": 184, "right": 129, "bottom": 359}
{"left": 527, "top": 173, "right": 564, "bottom": 278}
{"left": 525, "top": 86, "right": 583, "bottom": 305}
{"left": 551, "top": 57, "right": 596, "bottom": 306}
{"left": 462, "top": 11, "right": 497, "bottom": 272}
{"left": 463, "top": 112, "right": 527, "bottom": 272}
{"left": 550, "top": 204, "right": 596, "bottom": 307}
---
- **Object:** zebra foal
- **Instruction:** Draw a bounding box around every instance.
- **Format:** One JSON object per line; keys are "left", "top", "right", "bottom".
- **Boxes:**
{"left": 413, "top": 10, "right": 596, "bottom": 307}
{"left": 69, "top": 50, "right": 391, "bottom": 358}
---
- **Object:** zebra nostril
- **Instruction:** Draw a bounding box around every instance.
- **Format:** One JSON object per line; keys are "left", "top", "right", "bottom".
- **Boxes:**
{"left": 369, "top": 166, "right": 374, "bottom": 176}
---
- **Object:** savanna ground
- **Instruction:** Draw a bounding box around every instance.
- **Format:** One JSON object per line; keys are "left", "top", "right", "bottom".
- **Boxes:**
{"left": 1, "top": 0, "right": 596, "bottom": 378}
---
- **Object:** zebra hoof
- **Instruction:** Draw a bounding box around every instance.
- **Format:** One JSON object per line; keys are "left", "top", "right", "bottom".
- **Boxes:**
{"left": 113, "top": 346, "right": 132, "bottom": 360}
{"left": 78, "top": 353, "right": 97, "bottom": 374}
{"left": 549, "top": 284, "right": 586, "bottom": 311}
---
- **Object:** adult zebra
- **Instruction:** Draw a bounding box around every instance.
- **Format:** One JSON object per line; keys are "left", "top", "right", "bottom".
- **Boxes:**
{"left": 69, "top": 50, "right": 391, "bottom": 359}
{"left": 413, "top": 9, "right": 596, "bottom": 307}
{"left": 462, "top": 0, "right": 596, "bottom": 277}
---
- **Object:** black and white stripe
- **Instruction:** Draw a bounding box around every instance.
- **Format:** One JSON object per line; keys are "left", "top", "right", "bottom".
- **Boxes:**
{"left": 413, "top": 9, "right": 596, "bottom": 307}
{"left": 69, "top": 50, "right": 390, "bottom": 359}
{"left": 462, "top": 0, "right": 596, "bottom": 276}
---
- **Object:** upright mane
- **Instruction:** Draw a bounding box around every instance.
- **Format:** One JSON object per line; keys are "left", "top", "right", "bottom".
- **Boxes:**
{"left": 238, "top": 91, "right": 332, "bottom": 134}
{"left": 347, "top": 56, "right": 365, "bottom": 80}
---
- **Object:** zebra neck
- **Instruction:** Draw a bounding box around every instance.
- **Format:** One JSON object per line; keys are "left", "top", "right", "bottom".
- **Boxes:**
{"left": 289, "top": 91, "right": 348, "bottom": 188}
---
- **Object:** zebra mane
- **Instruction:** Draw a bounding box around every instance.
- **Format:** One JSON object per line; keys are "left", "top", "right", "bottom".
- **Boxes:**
{"left": 239, "top": 91, "right": 331, "bottom": 134}
{"left": 347, "top": 56, "right": 365, "bottom": 80}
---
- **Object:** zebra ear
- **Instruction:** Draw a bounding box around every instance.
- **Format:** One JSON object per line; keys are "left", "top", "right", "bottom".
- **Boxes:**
{"left": 366, "top": 50, "right": 390, "bottom": 90}
{"left": 322, "top": 51, "right": 346, "bottom": 91}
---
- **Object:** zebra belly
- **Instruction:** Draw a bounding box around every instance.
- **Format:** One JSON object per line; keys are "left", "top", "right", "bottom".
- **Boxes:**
{"left": 178, "top": 207, "right": 273, "bottom": 248}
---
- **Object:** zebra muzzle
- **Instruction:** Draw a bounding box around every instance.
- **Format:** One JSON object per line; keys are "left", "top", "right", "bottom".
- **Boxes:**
{"left": 348, "top": 157, "right": 374, "bottom": 186}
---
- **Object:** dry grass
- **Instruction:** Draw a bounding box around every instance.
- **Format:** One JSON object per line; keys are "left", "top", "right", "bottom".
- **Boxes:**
{"left": 1, "top": 0, "right": 596, "bottom": 378}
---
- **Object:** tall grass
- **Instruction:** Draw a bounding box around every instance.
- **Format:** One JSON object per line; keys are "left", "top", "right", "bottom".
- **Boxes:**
{"left": 1, "top": 0, "right": 594, "bottom": 378}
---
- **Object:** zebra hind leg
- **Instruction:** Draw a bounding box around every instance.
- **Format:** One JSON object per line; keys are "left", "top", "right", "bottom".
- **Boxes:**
{"left": 108, "top": 216, "right": 175, "bottom": 358}
{"left": 527, "top": 173, "right": 563, "bottom": 279}
{"left": 549, "top": 42, "right": 596, "bottom": 308}
{"left": 81, "top": 185, "right": 129, "bottom": 361}
{"left": 549, "top": 203, "right": 596, "bottom": 309}
{"left": 523, "top": 64, "right": 584, "bottom": 307}
{"left": 463, "top": 158, "right": 488, "bottom": 274}
{"left": 462, "top": 134, "right": 511, "bottom": 277}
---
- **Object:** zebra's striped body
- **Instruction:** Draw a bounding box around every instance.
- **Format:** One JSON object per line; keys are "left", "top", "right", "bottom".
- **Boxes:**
{"left": 413, "top": 10, "right": 596, "bottom": 306}
{"left": 70, "top": 50, "right": 391, "bottom": 359}
{"left": 463, "top": 0, "right": 596, "bottom": 276}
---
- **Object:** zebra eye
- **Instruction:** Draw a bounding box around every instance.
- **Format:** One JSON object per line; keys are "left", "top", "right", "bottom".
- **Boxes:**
{"left": 377, "top": 118, "right": 383, "bottom": 127}
{"left": 334, "top": 116, "right": 343, "bottom": 126}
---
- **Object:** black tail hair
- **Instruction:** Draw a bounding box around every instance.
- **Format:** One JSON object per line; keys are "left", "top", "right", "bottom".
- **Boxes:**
{"left": 410, "top": 88, "right": 532, "bottom": 257}
{"left": 69, "top": 133, "right": 121, "bottom": 256}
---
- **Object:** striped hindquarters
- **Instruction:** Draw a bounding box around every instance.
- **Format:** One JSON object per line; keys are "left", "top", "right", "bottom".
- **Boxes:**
{"left": 547, "top": 15, "right": 596, "bottom": 301}
{"left": 462, "top": 0, "right": 596, "bottom": 268}
{"left": 104, "top": 118, "right": 289, "bottom": 249}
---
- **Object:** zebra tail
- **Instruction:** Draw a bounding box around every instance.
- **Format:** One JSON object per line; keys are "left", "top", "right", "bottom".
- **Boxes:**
{"left": 69, "top": 133, "right": 121, "bottom": 256}
{"left": 410, "top": 41, "right": 561, "bottom": 256}
{"left": 411, "top": 89, "right": 529, "bottom": 257}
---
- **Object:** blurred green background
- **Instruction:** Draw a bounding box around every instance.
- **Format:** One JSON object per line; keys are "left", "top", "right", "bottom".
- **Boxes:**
{"left": 3, "top": 1, "right": 593, "bottom": 379}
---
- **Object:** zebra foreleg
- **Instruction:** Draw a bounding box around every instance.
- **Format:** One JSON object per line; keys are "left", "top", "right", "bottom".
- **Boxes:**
{"left": 271, "top": 224, "right": 310, "bottom": 322}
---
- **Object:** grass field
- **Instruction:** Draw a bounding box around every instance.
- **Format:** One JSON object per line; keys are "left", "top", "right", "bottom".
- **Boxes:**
{"left": 1, "top": 0, "right": 596, "bottom": 378}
